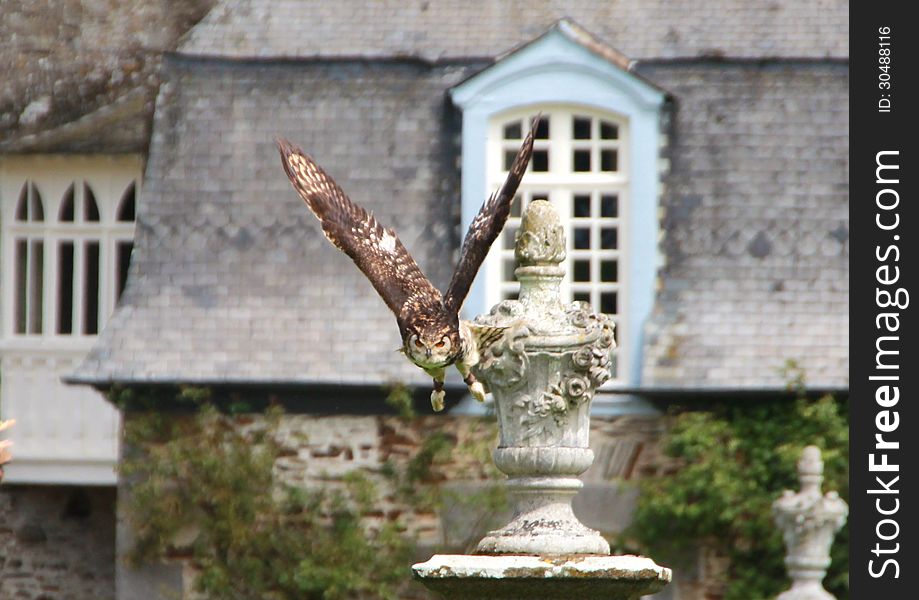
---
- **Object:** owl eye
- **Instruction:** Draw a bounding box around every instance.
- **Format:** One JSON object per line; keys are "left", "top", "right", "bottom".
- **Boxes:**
{"left": 414, "top": 339, "right": 424, "bottom": 349}
{"left": 435, "top": 341, "right": 446, "bottom": 349}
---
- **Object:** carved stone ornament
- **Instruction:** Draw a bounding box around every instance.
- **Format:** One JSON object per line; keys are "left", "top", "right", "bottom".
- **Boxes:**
{"left": 470, "top": 200, "right": 616, "bottom": 555}
{"left": 772, "top": 446, "right": 848, "bottom": 600}
{"left": 412, "top": 200, "right": 671, "bottom": 599}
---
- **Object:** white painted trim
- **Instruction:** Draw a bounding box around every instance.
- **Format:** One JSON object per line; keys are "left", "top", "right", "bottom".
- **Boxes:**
{"left": 2, "top": 459, "right": 117, "bottom": 485}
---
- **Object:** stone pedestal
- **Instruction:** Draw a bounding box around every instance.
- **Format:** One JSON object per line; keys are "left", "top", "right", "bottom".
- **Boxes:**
{"left": 413, "top": 554, "right": 671, "bottom": 600}
{"left": 773, "top": 446, "right": 848, "bottom": 600}
{"left": 413, "top": 200, "right": 670, "bottom": 599}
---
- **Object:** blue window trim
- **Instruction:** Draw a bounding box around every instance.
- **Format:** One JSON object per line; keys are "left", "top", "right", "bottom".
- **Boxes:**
{"left": 451, "top": 27, "right": 665, "bottom": 402}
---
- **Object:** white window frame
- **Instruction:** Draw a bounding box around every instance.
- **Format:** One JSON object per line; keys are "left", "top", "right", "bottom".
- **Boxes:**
{"left": 0, "top": 155, "right": 140, "bottom": 349}
{"left": 486, "top": 106, "right": 631, "bottom": 382}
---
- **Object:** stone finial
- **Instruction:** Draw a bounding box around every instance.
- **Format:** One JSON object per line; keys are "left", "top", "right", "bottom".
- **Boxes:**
{"left": 515, "top": 200, "right": 566, "bottom": 267}
{"left": 772, "top": 446, "right": 848, "bottom": 600}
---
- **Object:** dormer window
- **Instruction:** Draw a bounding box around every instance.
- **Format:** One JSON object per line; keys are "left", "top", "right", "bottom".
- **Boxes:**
{"left": 451, "top": 20, "right": 667, "bottom": 400}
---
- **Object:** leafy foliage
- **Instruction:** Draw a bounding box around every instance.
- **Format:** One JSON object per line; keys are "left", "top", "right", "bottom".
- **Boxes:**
{"left": 121, "top": 394, "right": 411, "bottom": 600}
{"left": 119, "top": 384, "right": 507, "bottom": 598}
{"left": 628, "top": 387, "right": 849, "bottom": 600}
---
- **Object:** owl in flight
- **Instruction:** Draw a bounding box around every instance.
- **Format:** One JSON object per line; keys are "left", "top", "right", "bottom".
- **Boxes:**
{"left": 277, "top": 119, "right": 536, "bottom": 412}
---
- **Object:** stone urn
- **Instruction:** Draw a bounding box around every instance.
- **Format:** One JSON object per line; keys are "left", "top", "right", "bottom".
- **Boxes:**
{"left": 772, "top": 446, "right": 848, "bottom": 600}
{"left": 470, "top": 199, "right": 614, "bottom": 555}
{"left": 412, "top": 200, "right": 670, "bottom": 600}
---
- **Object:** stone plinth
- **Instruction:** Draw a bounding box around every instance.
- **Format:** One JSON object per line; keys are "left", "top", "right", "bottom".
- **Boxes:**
{"left": 413, "top": 554, "right": 671, "bottom": 600}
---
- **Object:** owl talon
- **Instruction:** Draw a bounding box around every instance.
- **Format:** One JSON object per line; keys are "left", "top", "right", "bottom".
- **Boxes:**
{"left": 430, "top": 389, "right": 446, "bottom": 412}
{"left": 469, "top": 381, "right": 486, "bottom": 402}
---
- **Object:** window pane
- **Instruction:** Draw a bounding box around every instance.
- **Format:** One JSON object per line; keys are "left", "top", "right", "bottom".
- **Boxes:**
{"left": 503, "top": 290, "right": 519, "bottom": 301}
{"left": 600, "top": 149, "right": 618, "bottom": 172}
{"left": 534, "top": 117, "right": 549, "bottom": 139}
{"left": 573, "top": 291, "right": 590, "bottom": 304}
{"left": 60, "top": 184, "right": 75, "bottom": 221}
{"left": 503, "top": 227, "right": 517, "bottom": 250}
{"left": 503, "top": 121, "right": 522, "bottom": 139}
{"left": 30, "top": 183, "right": 44, "bottom": 221}
{"left": 573, "top": 228, "right": 590, "bottom": 249}
{"left": 84, "top": 184, "right": 100, "bottom": 221}
{"left": 532, "top": 149, "right": 549, "bottom": 172}
{"left": 601, "top": 260, "right": 618, "bottom": 282}
{"left": 15, "top": 184, "right": 28, "bottom": 221}
{"left": 14, "top": 240, "right": 27, "bottom": 333}
{"left": 117, "top": 183, "right": 136, "bottom": 221}
{"left": 573, "top": 194, "right": 591, "bottom": 218}
{"left": 573, "top": 116, "right": 592, "bottom": 139}
{"left": 84, "top": 241, "right": 100, "bottom": 335}
{"left": 117, "top": 242, "right": 134, "bottom": 300}
{"left": 601, "top": 228, "right": 618, "bottom": 249}
{"left": 600, "top": 121, "right": 619, "bottom": 140}
{"left": 58, "top": 242, "right": 74, "bottom": 334}
{"left": 29, "top": 240, "right": 44, "bottom": 334}
{"left": 531, "top": 192, "right": 549, "bottom": 202}
{"left": 573, "top": 260, "right": 590, "bottom": 282}
{"left": 573, "top": 150, "right": 591, "bottom": 172}
{"left": 600, "top": 292, "right": 618, "bottom": 315}
{"left": 601, "top": 194, "right": 618, "bottom": 218}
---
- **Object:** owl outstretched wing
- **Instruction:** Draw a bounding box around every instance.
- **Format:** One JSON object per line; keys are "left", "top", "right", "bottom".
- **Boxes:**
{"left": 443, "top": 117, "right": 537, "bottom": 314}
{"left": 277, "top": 138, "right": 440, "bottom": 316}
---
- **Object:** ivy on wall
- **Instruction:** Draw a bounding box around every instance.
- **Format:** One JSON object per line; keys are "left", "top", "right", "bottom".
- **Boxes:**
{"left": 627, "top": 377, "right": 849, "bottom": 600}
{"left": 121, "top": 398, "right": 411, "bottom": 599}
{"left": 115, "top": 384, "right": 504, "bottom": 599}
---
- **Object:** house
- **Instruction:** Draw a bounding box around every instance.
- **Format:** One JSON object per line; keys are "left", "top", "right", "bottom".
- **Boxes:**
{"left": 0, "top": 1, "right": 848, "bottom": 598}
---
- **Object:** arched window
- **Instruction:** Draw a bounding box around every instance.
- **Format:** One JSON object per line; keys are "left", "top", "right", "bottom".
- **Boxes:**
{"left": 451, "top": 21, "right": 666, "bottom": 400}
{"left": 2, "top": 158, "right": 141, "bottom": 340}
{"left": 13, "top": 182, "right": 45, "bottom": 334}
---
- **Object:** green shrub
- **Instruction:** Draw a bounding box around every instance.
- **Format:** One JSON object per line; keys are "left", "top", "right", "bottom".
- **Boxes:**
{"left": 628, "top": 390, "right": 848, "bottom": 600}
{"left": 121, "top": 398, "right": 411, "bottom": 600}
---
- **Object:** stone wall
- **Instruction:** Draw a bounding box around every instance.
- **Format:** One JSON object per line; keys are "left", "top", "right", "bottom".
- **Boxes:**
{"left": 0, "top": 485, "right": 116, "bottom": 599}
{"left": 0, "top": 412, "right": 717, "bottom": 600}
{"left": 114, "top": 410, "right": 676, "bottom": 598}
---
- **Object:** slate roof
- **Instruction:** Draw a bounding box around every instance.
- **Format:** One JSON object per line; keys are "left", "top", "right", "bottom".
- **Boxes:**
{"left": 639, "top": 62, "right": 849, "bottom": 389}
{"left": 179, "top": 0, "right": 848, "bottom": 61}
{"left": 72, "top": 59, "right": 473, "bottom": 387}
{"left": 72, "top": 1, "right": 849, "bottom": 391}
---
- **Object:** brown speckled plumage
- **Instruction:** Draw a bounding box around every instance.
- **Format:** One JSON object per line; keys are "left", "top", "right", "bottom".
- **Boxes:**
{"left": 277, "top": 119, "right": 536, "bottom": 405}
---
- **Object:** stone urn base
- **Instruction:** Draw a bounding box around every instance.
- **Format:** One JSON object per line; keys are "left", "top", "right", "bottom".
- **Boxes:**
{"left": 412, "top": 554, "right": 671, "bottom": 600}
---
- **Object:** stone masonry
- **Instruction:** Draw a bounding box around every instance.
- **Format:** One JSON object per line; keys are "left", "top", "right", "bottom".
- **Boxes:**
{"left": 0, "top": 486, "right": 116, "bottom": 599}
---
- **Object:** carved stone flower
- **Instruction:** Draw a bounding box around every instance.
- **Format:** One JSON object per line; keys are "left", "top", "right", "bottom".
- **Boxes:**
{"left": 565, "top": 376, "right": 589, "bottom": 400}
{"left": 573, "top": 346, "right": 594, "bottom": 369}
{"left": 567, "top": 306, "right": 591, "bottom": 328}
{"left": 590, "top": 365, "right": 612, "bottom": 386}
{"left": 599, "top": 328, "right": 615, "bottom": 350}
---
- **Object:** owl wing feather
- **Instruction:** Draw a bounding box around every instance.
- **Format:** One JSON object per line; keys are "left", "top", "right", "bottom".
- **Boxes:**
{"left": 277, "top": 138, "right": 440, "bottom": 316}
{"left": 443, "top": 117, "right": 537, "bottom": 314}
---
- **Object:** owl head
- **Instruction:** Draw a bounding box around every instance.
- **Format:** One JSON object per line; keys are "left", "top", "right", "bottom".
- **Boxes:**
{"left": 402, "top": 318, "right": 461, "bottom": 369}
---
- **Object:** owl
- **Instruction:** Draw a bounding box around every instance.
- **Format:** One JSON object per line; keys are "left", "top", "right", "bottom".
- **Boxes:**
{"left": 277, "top": 119, "right": 535, "bottom": 411}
